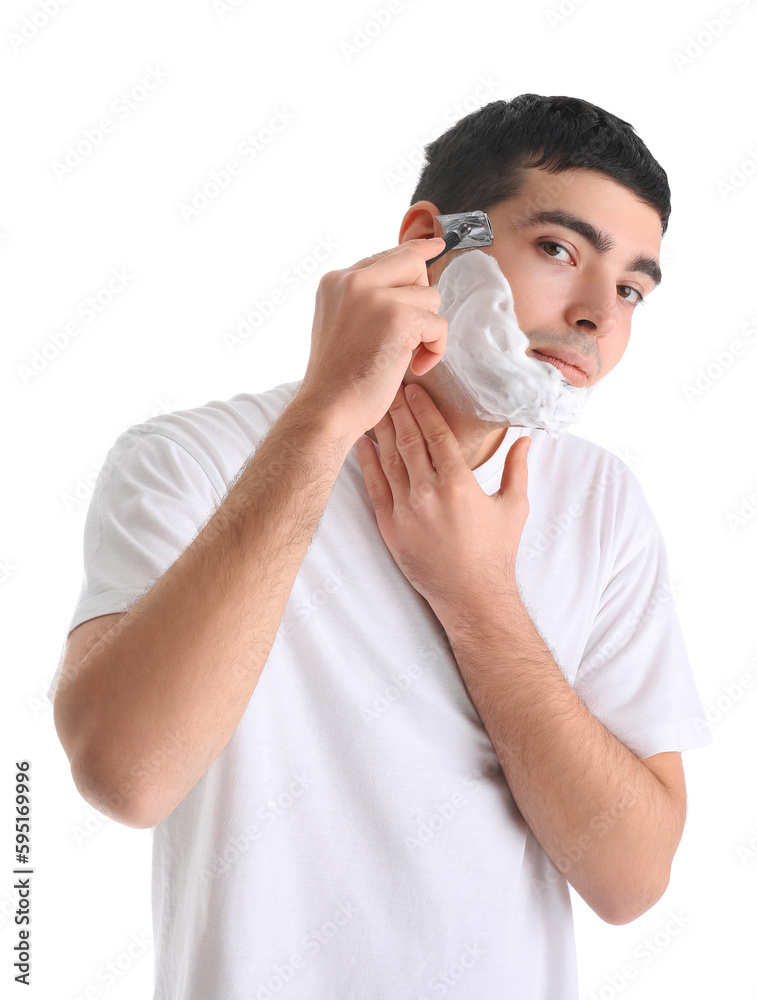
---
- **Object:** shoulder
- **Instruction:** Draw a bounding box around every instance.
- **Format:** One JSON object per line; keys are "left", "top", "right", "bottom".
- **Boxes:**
{"left": 533, "top": 427, "right": 656, "bottom": 544}
{"left": 108, "top": 380, "right": 302, "bottom": 496}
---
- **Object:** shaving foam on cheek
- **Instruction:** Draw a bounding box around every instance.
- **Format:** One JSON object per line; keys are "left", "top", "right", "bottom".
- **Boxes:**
{"left": 432, "top": 248, "right": 595, "bottom": 439}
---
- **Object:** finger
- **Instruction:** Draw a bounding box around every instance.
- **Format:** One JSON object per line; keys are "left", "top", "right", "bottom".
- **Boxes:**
{"left": 499, "top": 437, "right": 531, "bottom": 498}
{"left": 402, "top": 383, "right": 465, "bottom": 479}
{"left": 386, "top": 382, "right": 435, "bottom": 490}
{"left": 372, "top": 387, "right": 411, "bottom": 502}
{"left": 356, "top": 436, "right": 393, "bottom": 514}
{"left": 395, "top": 305, "right": 447, "bottom": 377}
{"left": 344, "top": 238, "right": 446, "bottom": 287}
{"left": 377, "top": 286, "right": 444, "bottom": 377}
{"left": 410, "top": 310, "right": 447, "bottom": 376}
{"left": 376, "top": 284, "right": 442, "bottom": 312}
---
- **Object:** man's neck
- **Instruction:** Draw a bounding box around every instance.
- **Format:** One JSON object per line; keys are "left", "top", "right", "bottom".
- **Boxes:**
{"left": 362, "top": 421, "right": 509, "bottom": 471}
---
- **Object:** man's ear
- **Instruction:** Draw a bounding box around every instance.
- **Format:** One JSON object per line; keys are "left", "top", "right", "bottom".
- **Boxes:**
{"left": 397, "top": 201, "right": 444, "bottom": 245}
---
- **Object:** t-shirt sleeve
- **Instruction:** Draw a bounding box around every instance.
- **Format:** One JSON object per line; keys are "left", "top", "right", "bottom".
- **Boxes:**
{"left": 47, "top": 427, "right": 222, "bottom": 703}
{"left": 572, "top": 481, "right": 712, "bottom": 760}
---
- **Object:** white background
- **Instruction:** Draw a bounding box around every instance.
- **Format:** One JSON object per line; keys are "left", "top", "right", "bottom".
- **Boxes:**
{"left": 2, "top": 0, "right": 755, "bottom": 997}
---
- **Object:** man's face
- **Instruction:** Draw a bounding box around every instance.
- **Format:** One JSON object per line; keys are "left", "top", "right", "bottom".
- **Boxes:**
{"left": 408, "top": 165, "right": 664, "bottom": 388}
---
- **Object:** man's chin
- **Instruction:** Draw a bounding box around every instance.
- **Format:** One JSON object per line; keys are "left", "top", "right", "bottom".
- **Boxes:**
{"left": 404, "top": 365, "right": 509, "bottom": 435}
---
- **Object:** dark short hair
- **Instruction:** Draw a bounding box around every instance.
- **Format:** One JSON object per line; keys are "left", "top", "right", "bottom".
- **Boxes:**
{"left": 410, "top": 94, "right": 671, "bottom": 236}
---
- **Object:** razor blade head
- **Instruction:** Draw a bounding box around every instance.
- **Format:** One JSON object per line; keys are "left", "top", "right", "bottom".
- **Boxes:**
{"left": 435, "top": 211, "right": 493, "bottom": 248}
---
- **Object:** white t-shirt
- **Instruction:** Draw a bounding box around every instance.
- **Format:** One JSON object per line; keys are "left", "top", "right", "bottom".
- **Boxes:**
{"left": 47, "top": 379, "right": 712, "bottom": 1000}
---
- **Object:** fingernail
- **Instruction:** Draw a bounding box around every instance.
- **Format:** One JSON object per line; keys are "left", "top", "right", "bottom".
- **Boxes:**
{"left": 405, "top": 384, "right": 417, "bottom": 400}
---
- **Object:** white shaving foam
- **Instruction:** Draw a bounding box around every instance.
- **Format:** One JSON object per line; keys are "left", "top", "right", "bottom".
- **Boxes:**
{"left": 432, "top": 248, "right": 595, "bottom": 439}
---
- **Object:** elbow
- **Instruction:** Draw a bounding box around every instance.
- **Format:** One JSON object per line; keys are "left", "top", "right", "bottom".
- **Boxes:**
{"left": 52, "top": 678, "right": 168, "bottom": 830}
{"left": 592, "top": 870, "right": 671, "bottom": 926}
{"left": 69, "top": 743, "right": 167, "bottom": 831}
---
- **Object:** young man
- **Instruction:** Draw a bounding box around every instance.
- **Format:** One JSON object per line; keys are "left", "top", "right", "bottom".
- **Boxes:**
{"left": 49, "top": 94, "right": 711, "bottom": 999}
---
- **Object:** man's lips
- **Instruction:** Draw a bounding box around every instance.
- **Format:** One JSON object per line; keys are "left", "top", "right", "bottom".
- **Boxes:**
{"left": 530, "top": 350, "right": 593, "bottom": 388}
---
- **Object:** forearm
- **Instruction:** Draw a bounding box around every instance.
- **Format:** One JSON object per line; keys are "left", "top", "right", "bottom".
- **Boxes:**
{"left": 440, "top": 589, "right": 682, "bottom": 924}
{"left": 68, "top": 389, "right": 354, "bottom": 827}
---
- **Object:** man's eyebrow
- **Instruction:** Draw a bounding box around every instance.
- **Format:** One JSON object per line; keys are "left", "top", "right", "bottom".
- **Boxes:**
{"left": 511, "top": 209, "right": 662, "bottom": 288}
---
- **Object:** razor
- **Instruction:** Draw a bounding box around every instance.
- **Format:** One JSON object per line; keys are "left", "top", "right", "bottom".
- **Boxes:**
{"left": 426, "top": 210, "right": 494, "bottom": 266}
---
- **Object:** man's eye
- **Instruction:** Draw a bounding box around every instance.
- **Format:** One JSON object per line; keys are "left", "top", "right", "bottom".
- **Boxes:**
{"left": 619, "top": 286, "right": 645, "bottom": 307}
{"left": 538, "top": 241, "right": 571, "bottom": 261}
{"left": 539, "top": 242, "right": 646, "bottom": 308}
